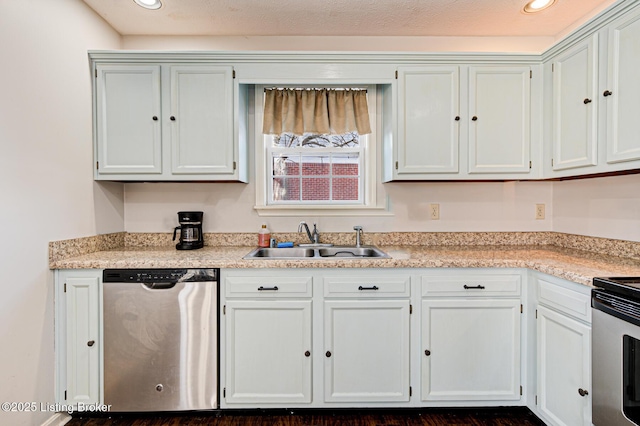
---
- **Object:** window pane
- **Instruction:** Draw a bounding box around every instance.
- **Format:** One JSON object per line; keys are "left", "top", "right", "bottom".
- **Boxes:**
{"left": 272, "top": 132, "right": 359, "bottom": 148}
{"left": 273, "top": 177, "right": 300, "bottom": 201}
{"left": 302, "top": 177, "right": 330, "bottom": 201}
{"left": 331, "top": 154, "right": 359, "bottom": 176}
{"left": 273, "top": 133, "right": 300, "bottom": 148}
{"left": 301, "top": 155, "right": 330, "bottom": 176}
{"left": 273, "top": 155, "right": 299, "bottom": 176}
{"left": 332, "top": 178, "right": 359, "bottom": 201}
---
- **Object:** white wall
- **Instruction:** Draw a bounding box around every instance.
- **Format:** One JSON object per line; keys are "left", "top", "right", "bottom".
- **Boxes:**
{"left": 124, "top": 180, "right": 554, "bottom": 234}
{"left": 553, "top": 173, "right": 640, "bottom": 242}
{"left": 0, "top": 1, "right": 121, "bottom": 425}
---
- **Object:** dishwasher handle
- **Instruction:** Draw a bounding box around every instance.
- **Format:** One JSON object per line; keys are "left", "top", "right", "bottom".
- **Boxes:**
{"left": 142, "top": 282, "right": 177, "bottom": 290}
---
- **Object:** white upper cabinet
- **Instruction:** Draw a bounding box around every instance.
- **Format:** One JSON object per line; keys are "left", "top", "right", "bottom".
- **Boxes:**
{"left": 392, "top": 64, "right": 533, "bottom": 180}
{"left": 93, "top": 59, "right": 247, "bottom": 182}
{"left": 468, "top": 66, "right": 531, "bottom": 174}
{"left": 551, "top": 36, "right": 599, "bottom": 171}
{"left": 396, "top": 66, "right": 460, "bottom": 175}
{"left": 169, "top": 66, "right": 235, "bottom": 175}
{"left": 606, "top": 6, "right": 640, "bottom": 164}
{"left": 96, "top": 65, "right": 163, "bottom": 175}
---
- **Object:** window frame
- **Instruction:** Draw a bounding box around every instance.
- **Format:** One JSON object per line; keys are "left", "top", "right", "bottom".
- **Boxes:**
{"left": 254, "top": 84, "right": 387, "bottom": 216}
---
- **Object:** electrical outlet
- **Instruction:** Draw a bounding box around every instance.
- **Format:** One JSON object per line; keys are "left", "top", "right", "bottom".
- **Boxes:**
{"left": 430, "top": 203, "right": 440, "bottom": 220}
{"left": 535, "top": 204, "right": 545, "bottom": 220}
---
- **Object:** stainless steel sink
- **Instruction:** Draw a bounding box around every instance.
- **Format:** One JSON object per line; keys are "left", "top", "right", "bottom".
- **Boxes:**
{"left": 318, "top": 247, "right": 390, "bottom": 258}
{"left": 243, "top": 245, "right": 390, "bottom": 260}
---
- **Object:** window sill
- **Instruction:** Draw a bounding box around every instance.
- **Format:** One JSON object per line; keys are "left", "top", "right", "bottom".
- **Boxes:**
{"left": 254, "top": 205, "right": 393, "bottom": 217}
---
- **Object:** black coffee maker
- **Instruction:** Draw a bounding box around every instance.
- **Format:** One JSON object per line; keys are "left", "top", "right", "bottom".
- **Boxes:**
{"left": 173, "top": 211, "right": 204, "bottom": 250}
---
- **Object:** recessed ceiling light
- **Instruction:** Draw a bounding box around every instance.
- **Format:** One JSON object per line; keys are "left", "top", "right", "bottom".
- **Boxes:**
{"left": 523, "top": 0, "right": 556, "bottom": 13}
{"left": 133, "top": 0, "right": 162, "bottom": 10}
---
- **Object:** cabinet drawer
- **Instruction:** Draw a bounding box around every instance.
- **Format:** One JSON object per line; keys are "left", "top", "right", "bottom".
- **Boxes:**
{"left": 225, "top": 276, "right": 312, "bottom": 298}
{"left": 421, "top": 275, "right": 521, "bottom": 297}
{"left": 537, "top": 278, "right": 590, "bottom": 323}
{"left": 323, "top": 275, "right": 410, "bottom": 298}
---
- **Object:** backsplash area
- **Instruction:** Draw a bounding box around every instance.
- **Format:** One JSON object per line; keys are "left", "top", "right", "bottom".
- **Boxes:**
{"left": 49, "top": 231, "right": 640, "bottom": 264}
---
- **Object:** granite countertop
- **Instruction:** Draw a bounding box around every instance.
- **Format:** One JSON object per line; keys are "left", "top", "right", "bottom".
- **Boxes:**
{"left": 49, "top": 243, "right": 640, "bottom": 287}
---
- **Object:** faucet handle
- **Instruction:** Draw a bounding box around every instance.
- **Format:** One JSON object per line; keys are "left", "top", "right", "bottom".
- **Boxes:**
{"left": 353, "top": 226, "right": 363, "bottom": 231}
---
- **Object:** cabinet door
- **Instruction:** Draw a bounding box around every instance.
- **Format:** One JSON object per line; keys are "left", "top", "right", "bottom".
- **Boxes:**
{"left": 421, "top": 299, "right": 521, "bottom": 401}
{"left": 468, "top": 67, "right": 530, "bottom": 174}
{"left": 225, "top": 300, "right": 312, "bottom": 403}
{"left": 169, "top": 66, "right": 235, "bottom": 175}
{"left": 552, "top": 36, "right": 599, "bottom": 171}
{"left": 396, "top": 67, "right": 459, "bottom": 174}
{"left": 96, "top": 64, "right": 162, "bottom": 175}
{"left": 606, "top": 8, "right": 640, "bottom": 164}
{"left": 537, "top": 305, "right": 591, "bottom": 426}
{"left": 65, "top": 276, "right": 101, "bottom": 406}
{"left": 324, "top": 300, "right": 410, "bottom": 402}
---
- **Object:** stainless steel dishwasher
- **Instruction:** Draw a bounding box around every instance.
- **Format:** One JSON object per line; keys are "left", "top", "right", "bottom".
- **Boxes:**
{"left": 102, "top": 268, "right": 218, "bottom": 412}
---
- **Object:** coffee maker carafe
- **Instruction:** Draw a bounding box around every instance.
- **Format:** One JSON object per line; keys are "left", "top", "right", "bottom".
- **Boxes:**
{"left": 173, "top": 211, "right": 204, "bottom": 250}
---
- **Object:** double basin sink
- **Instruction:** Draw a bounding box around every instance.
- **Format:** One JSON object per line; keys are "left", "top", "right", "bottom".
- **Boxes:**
{"left": 244, "top": 245, "right": 390, "bottom": 260}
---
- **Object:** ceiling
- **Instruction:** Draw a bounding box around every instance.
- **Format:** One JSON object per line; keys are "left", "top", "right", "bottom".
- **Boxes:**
{"left": 82, "top": 0, "right": 618, "bottom": 38}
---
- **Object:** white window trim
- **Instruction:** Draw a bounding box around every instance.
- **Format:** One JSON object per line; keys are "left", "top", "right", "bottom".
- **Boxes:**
{"left": 254, "top": 84, "right": 390, "bottom": 217}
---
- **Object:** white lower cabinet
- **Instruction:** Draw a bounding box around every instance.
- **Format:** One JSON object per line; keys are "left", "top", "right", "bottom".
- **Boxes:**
{"left": 225, "top": 300, "right": 312, "bottom": 403}
{"left": 55, "top": 270, "right": 102, "bottom": 407}
{"left": 534, "top": 273, "right": 592, "bottom": 426}
{"left": 324, "top": 299, "right": 410, "bottom": 402}
{"left": 421, "top": 298, "right": 522, "bottom": 401}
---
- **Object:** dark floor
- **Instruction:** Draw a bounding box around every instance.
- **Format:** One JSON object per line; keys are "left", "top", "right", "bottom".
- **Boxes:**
{"left": 67, "top": 408, "right": 546, "bottom": 426}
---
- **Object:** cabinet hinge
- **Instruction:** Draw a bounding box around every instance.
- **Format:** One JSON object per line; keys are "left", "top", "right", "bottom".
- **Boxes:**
{"left": 529, "top": 161, "right": 532, "bottom": 169}
{"left": 64, "top": 390, "right": 67, "bottom": 400}
{"left": 535, "top": 309, "right": 538, "bottom": 319}
{"left": 95, "top": 69, "right": 97, "bottom": 78}
{"left": 530, "top": 70, "right": 532, "bottom": 79}
{"left": 395, "top": 70, "right": 398, "bottom": 79}
{"left": 395, "top": 161, "right": 398, "bottom": 170}
{"left": 223, "top": 305, "right": 226, "bottom": 315}
{"left": 520, "top": 385, "right": 523, "bottom": 396}
{"left": 410, "top": 304, "right": 413, "bottom": 314}
{"left": 551, "top": 158, "right": 554, "bottom": 167}
{"left": 520, "top": 304, "right": 523, "bottom": 314}
{"left": 409, "top": 386, "right": 412, "bottom": 397}
{"left": 552, "top": 63, "right": 554, "bottom": 72}
{"left": 232, "top": 70, "right": 236, "bottom": 79}
{"left": 233, "top": 161, "right": 237, "bottom": 171}
{"left": 96, "top": 161, "right": 99, "bottom": 170}
{"left": 223, "top": 387, "right": 226, "bottom": 397}
{"left": 64, "top": 283, "right": 66, "bottom": 293}
{"left": 535, "top": 395, "right": 538, "bottom": 405}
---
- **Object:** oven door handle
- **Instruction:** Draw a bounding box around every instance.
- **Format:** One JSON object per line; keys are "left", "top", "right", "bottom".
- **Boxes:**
{"left": 593, "top": 296, "right": 640, "bottom": 328}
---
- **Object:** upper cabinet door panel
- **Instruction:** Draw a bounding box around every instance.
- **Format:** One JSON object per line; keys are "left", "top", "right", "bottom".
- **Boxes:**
{"left": 468, "top": 66, "right": 531, "bottom": 174}
{"left": 96, "top": 65, "right": 162, "bottom": 174}
{"left": 170, "top": 66, "right": 235, "bottom": 175}
{"left": 552, "top": 36, "right": 599, "bottom": 171}
{"left": 397, "top": 67, "right": 459, "bottom": 174}
{"left": 607, "top": 8, "right": 640, "bottom": 164}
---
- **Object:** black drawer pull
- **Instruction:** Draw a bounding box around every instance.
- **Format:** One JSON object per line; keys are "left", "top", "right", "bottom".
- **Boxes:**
{"left": 463, "top": 285, "right": 486, "bottom": 290}
{"left": 358, "top": 285, "right": 379, "bottom": 291}
{"left": 603, "top": 90, "right": 612, "bottom": 97}
{"left": 258, "top": 286, "right": 279, "bottom": 291}
{"left": 583, "top": 98, "right": 592, "bottom": 104}
{"left": 578, "top": 388, "right": 589, "bottom": 397}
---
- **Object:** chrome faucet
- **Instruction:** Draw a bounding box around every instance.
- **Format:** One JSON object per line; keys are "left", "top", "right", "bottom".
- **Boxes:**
{"left": 353, "top": 226, "right": 363, "bottom": 247}
{"left": 298, "top": 221, "right": 320, "bottom": 244}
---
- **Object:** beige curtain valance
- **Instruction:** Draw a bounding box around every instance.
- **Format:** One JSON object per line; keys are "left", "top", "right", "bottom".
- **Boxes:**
{"left": 262, "top": 88, "right": 371, "bottom": 136}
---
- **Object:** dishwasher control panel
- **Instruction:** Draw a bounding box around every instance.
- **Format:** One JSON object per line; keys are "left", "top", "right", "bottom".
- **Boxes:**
{"left": 103, "top": 268, "right": 218, "bottom": 283}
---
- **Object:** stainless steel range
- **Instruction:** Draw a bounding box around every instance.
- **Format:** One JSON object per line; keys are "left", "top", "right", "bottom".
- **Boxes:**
{"left": 593, "top": 277, "right": 640, "bottom": 426}
{"left": 102, "top": 268, "right": 219, "bottom": 412}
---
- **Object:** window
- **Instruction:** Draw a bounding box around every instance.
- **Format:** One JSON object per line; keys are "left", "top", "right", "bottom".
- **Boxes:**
{"left": 254, "top": 85, "right": 387, "bottom": 216}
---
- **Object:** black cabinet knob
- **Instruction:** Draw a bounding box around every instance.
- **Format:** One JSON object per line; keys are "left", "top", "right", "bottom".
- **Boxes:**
{"left": 152, "top": 116, "right": 158, "bottom": 121}
{"left": 603, "top": 90, "right": 612, "bottom": 97}
{"left": 472, "top": 116, "right": 478, "bottom": 121}
{"left": 325, "top": 351, "right": 332, "bottom": 358}
{"left": 583, "top": 98, "right": 592, "bottom": 104}
{"left": 424, "top": 349, "right": 431, "bottom": 356}
{"left": 87, "top": 340, "right": 95, "bottom": 347}
{"left": 305, "top": 351, "right": 311, "bottom": 357}
{"left": 455, "top": 116, "right": 460, "bottom": 121}
{"left": 170, "top": 116, "right": 176, "bottom": 121}
{"left": 578, "top": 388, "right": 589, "bottom": 397}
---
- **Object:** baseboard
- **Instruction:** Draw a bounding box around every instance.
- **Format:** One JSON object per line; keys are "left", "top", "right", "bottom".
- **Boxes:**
{"left": 41, "top": 412, "right": 72, "bottom": 426}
